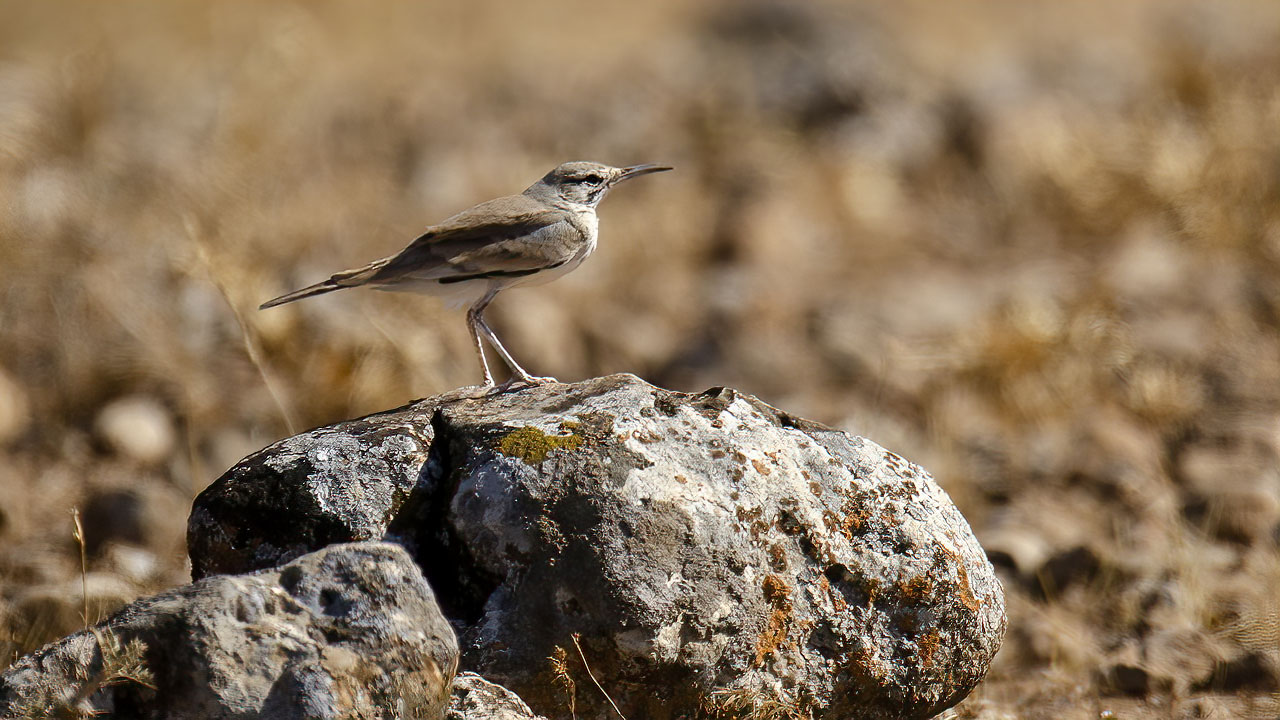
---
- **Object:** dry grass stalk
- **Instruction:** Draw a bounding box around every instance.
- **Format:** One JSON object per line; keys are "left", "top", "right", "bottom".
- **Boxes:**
{"left": 549, "top": 644, "right": 577, "bottom": 720}
{"left": 704, "top": 686, "right": 807, "bottom": 720}
{"left": 71, "top": 508, "right": 89, "bottom": 630}
{"left": 572, "top": 632, "right": 626, "bottom": 720}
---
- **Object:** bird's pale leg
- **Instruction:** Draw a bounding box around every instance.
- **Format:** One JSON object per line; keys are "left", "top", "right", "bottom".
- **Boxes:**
{"left": 467, "top": 289, "right": 556, "bottom": 390}
{"left": 475, "top": 316, "right": 556, "bottom": 388}
{"left": 467, "top": 313, "right": 495, "bottom": 387}
{"left": 466, "top": 290, "right": 499, "bottom": 387}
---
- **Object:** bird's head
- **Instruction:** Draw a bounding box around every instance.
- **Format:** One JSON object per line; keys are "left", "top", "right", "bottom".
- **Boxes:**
{"left": 528, "top": 161, "right": 672, "bottom": 208}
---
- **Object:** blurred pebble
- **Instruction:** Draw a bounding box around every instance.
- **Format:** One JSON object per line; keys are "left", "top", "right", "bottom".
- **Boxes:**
{"left": 1104, "top": 228, "right": 1189, "bottom": 307}
{"left": 0, "top": 545, "right": 72, "bottom": 586}
{"left": 82, "top": 488, "right": 148, "bottom": 554}
{"left": 1179, "top": 445, "right": 1267, "bottom": 493}
{"left": 1033, "top": 545, "right": 1101, "bottom": 600}
{"left": 0, "top": 367, "right": 30, "bottom": 444}
{"left": 105, "top": 544, "right": 160, "bottom": 584}
{"left": 94, "top": 395, "right": 176, "bottom": 465}
{"left": 1143, "top": 627, "right": 1227, "bottom": 691}
{"left": 1099, "top": 643, "right": 1156, "bottom": 696}
{"left": 1192, "top": 651, "right": 1280, "bottom": 693}
{"left": 1184, "top": 487, "right": 1280, "bottom": 544}
{"left": 982, "top": 528, "right": 1052, "bottom": 580}
{"left": 1178, "top": 445, "right": 1280, "bottom": 542}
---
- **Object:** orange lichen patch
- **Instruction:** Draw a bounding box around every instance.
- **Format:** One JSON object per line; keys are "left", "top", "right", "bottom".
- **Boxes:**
{"left": 954, "top": 557, "right": 981, "bottom": 612}
{"left": 753, "top": 606, "right": 791, "bottom": 667}
{"left": 917, "top": 628, "right": 942, "bottom": 668}
{"left": 936, "top": 544, "right": 982, "bottom": 613}
{"left": 754, "top": 574, "right": 795, "bottom": 666}
{"left": 844, "top": 647, "right": 890, "bottom": 696}
{"left": 751, "top": 458, "right": 772, "bottom": 475}
{"left": 736, "top": 505, "right": 771, "bottom": 539}
{"left": 883, "top": 451, "right": 906, "bottom": 473}
{"left": 674, "top": 474, "right": 688, "bottom": 484}
{"left": 848, "top": 504, "right": 873, "bottom": 532}
{"left": 902, "top": 575, "right": 934, "bottom": 601}
{"left": 762, "top": 574, "right": 792, "bottom": 605}
{"left": 767, "top": 544, "right": 788, "bottom": 571}
{"left": 823, "top": 497, "right": 875, "bottom": 541}
{"left": 863, "top": 576, "right": 882, "bottom": 605}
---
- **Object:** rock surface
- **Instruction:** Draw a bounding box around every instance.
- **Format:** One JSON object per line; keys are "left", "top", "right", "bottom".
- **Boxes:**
{"left": 0, "top": 542, "right": 457, "bottom": 719}
{"left": 188, "top": 399, "right": 443, "bottom": 580}
{"left": 448, "top": 673, "right": 547, "bottom": 720}
{"left": 189, "top": 374, "right": 1006, "bottom": 719}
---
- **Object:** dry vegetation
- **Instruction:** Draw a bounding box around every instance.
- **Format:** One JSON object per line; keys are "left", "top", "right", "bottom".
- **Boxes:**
{"left": 1, "top": 1, "right": 1279, "bottom": 717}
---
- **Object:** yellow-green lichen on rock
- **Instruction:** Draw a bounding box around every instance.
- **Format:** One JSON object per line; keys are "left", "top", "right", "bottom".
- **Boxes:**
{"left": 498, "top": 424, "right": 583, "bottom": 465}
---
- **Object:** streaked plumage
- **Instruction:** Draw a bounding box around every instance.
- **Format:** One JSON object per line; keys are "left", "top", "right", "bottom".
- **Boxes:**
{"left": 260, "top": 161, "right": 671, "bottom": 390}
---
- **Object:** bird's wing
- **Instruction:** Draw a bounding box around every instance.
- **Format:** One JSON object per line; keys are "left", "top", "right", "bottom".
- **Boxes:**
{"left": 366, "top": 195, "right": 579, "bottom": 285}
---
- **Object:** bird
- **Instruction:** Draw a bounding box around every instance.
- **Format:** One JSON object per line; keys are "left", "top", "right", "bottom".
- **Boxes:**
{"left": 259, "top": 161, "right": 672, "bottom": 391}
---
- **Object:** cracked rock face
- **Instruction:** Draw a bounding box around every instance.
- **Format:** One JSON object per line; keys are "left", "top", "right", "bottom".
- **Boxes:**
{"left": 189, "top": 374, "right": 1005, "bottom": 719}
{"left": 0, "top": 542, "right": 457, "bottom": 720}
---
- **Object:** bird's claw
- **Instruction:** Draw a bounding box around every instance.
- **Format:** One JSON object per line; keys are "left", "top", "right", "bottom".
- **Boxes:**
{"left": 487, "top": 375, "right": 558, "bottom": 395}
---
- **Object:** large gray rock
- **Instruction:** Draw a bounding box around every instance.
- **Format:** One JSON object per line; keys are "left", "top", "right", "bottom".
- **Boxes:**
{"left": 0, "top": 542, "right": 457, "bottom": 719}
{"left": 189, "top": 374, "right": 1006, "bottom": 719}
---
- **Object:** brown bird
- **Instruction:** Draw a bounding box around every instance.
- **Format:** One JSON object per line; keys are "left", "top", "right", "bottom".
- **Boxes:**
{"left": 260, "top": 161, "right": 671, "bottom": 391}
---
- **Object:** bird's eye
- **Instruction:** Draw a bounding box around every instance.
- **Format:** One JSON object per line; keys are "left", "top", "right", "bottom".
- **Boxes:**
{"left": 580, "top": 174, "right": 603, "bottom": 184}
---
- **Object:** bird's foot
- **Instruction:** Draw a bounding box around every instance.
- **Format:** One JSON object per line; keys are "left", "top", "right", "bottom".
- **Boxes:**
{"left": 487, "top": 375, "right": 558, "bottom": 395}
{"left": 449, "top": 383, "right": 497, "bottom": 400}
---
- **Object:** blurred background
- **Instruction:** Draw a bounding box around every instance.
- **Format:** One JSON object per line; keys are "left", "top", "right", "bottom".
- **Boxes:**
{"left": 1, "top": 1, "right": 1278, "bottom": 717}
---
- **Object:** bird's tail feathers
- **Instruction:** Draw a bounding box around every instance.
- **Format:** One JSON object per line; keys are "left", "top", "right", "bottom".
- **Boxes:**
{"left": 258, "top": 258, "right": 391, "bottom": 310}
{"left": 258, "top": 280, "right": 341, "bottom": 309}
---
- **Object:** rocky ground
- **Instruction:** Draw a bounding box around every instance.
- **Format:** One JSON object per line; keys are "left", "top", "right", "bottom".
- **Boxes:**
{"left": 1, "top": 1, "right": 1278, "bottom": 718}
{"left": 4, "top": 376, "right": 1005, "bottom": 718}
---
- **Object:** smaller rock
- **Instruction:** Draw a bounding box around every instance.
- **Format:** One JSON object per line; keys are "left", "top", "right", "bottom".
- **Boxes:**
{"left": 93, "top": 396, "right": 176, "bottom": 465}
{"left": 0, "top": 542, "right": 458, "bottom": 720}
{"left": 448, "top": 673, "right": 548, "bottom": 720}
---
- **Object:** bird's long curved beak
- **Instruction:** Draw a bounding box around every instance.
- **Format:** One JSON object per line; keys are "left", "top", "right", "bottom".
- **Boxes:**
{"left": 612, "top": 164, "right": 674, "bottom": 184}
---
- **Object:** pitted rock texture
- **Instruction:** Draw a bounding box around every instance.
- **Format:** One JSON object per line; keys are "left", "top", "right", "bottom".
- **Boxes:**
{"left": 0, "top": 542, "right": 457, "bottom": 720}
{"left": 189, "top": 374, "right": 1006, "bottom": 719}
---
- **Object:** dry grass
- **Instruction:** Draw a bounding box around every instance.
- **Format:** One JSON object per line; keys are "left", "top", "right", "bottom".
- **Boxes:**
{"left": 2, "top": 0, "right": 1279, "bottom": 716}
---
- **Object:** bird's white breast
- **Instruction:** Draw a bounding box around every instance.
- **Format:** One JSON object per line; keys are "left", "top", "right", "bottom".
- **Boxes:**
{"left": 514, "top": 211, "right": 597, "bottom": 289}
